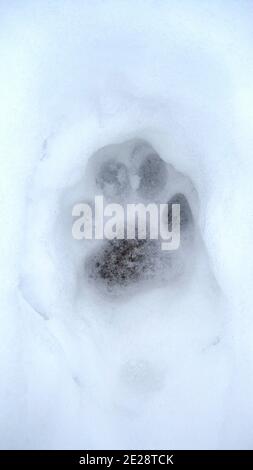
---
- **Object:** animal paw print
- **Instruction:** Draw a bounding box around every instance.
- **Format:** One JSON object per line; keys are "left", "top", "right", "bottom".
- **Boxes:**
{"left": 84, "top": 139, "right": 197, "bottom": 297}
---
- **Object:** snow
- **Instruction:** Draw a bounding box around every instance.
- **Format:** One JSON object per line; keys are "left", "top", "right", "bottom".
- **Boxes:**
{"left": 0, "top": 0, "right": 253, "bottom": 449}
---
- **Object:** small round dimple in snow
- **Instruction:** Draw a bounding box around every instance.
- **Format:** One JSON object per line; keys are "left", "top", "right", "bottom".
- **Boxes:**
{"left": 120, "top": 359, "right": 165, "bottom": 394}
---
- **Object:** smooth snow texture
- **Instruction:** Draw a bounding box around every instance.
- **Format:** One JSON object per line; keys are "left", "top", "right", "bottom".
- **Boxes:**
{"left": 0, "top": 0, "right": 253, "bottom": 449}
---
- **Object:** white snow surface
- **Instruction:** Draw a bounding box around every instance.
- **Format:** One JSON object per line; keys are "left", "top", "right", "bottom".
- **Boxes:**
{"left": 0, "top": 0, "right": 253, "bottom": 449}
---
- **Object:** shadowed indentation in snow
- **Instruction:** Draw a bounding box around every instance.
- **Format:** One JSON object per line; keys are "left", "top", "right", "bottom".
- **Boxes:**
{"left": 137, "top": 152, "right": 168, "bottom": 198}
{"left": 96, "top": 160, "right": 130, "bottom": 200}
